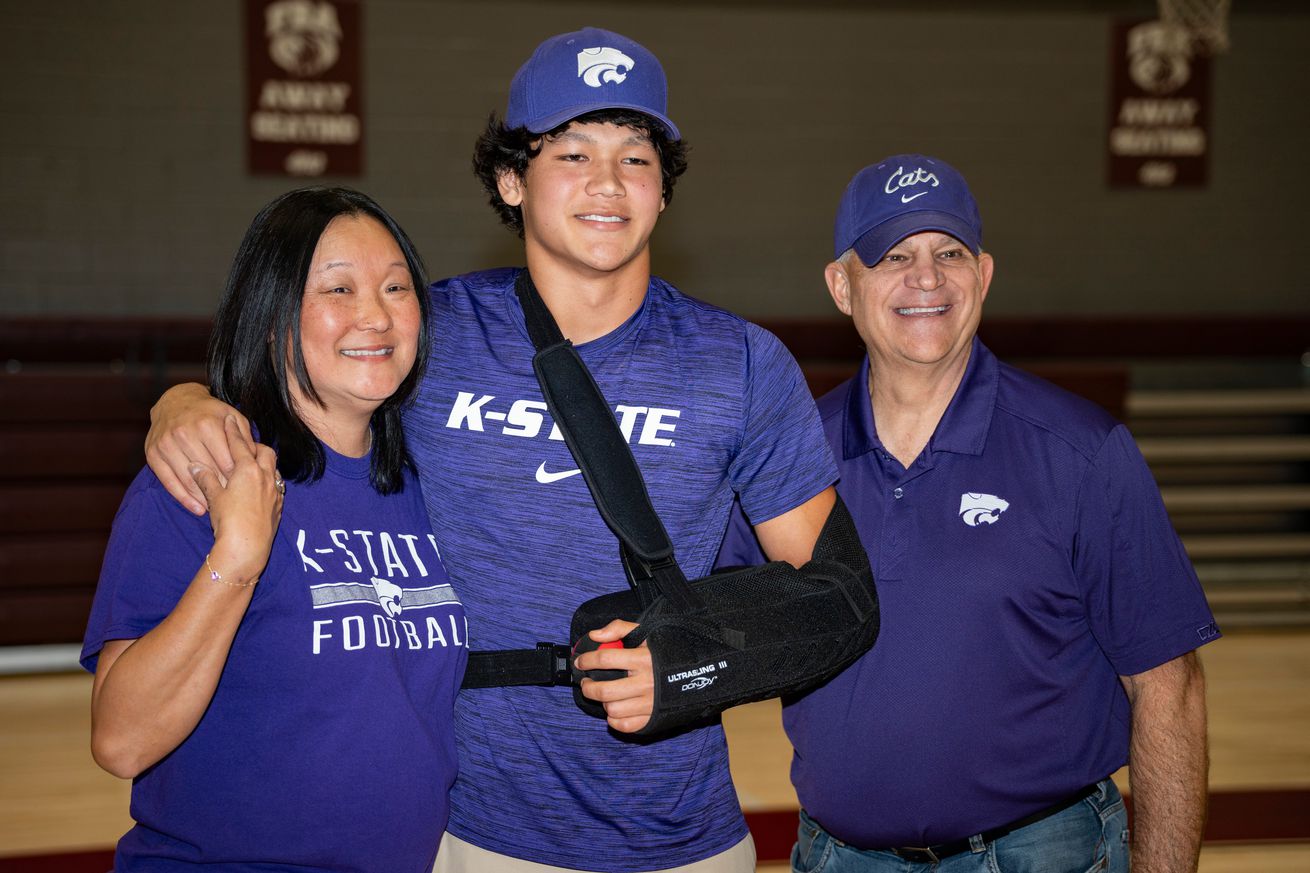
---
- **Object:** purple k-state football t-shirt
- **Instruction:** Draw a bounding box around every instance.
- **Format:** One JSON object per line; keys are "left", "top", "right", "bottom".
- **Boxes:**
{"left": 718, "top": 338, "right": 1219, "bottom": 848}
{"left": 404, "top": 268, "right": 837, "bottom": 870}
{"left": 82, "top": 446, "right": 466, "bottom": 872}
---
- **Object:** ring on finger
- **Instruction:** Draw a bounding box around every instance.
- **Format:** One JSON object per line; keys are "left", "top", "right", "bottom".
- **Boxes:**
{"left": 274, "top": 474, "right": 285, "bottom": 495}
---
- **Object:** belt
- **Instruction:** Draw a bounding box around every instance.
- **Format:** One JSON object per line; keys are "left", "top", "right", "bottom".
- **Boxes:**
{"left": 884, "top": 783, "right": 1100, "bottom": 864}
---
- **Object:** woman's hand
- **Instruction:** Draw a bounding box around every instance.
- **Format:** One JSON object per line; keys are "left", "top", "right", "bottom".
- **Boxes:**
{"left": 91, "top": 419, "right": 283, "bottom": 778}
{"left": 197, "top": 417, "right": 284, "bottom": 585}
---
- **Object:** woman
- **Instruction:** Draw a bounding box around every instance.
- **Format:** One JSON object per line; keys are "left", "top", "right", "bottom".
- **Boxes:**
{"left": 81, "top": 188, "right": 466, "bottom": 872}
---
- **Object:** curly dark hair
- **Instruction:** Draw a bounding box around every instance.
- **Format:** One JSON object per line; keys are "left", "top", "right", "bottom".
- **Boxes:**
{"left": 472, "top": 108, "right": 689, "bottom": 237}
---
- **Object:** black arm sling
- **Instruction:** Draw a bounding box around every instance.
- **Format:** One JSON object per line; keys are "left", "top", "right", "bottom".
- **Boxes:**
{"left": 460, "top": 271, "right": 879, "bottom": 736}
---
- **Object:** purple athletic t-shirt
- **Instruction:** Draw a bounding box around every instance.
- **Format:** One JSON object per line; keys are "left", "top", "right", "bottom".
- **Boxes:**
{"left": 718, "top": 339, "right": 1220, "bottom": 848}
{"left": 404, "top": 268, "right": 836, "bottom": 870}
{"left": 82, "top": 447, "right": 466, "bottom": 872}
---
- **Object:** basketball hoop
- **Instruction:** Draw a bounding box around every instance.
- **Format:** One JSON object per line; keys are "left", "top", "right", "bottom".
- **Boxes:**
{"left": 1158, "top": 0, "right": 1232, "bottom": 55}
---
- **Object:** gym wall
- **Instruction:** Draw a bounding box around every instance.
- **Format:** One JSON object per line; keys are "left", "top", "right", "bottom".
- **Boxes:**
{"left": 2, "top": 0, "right": 1306, "bottom": 318}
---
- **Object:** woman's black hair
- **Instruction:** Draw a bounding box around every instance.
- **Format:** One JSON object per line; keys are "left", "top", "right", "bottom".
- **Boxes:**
{"left": 206, "top": 186, "right": 430, "bottom": 495}
{"left": 472, "top": 108, "right": 689, "bottom": 236}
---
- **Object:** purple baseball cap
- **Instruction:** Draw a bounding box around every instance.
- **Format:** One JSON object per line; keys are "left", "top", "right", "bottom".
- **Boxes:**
{"left": 833, "top": 154, "right": 982, "bottom": 264}
{"left": 505, "top": 27, "right": 681, "bottom": 140}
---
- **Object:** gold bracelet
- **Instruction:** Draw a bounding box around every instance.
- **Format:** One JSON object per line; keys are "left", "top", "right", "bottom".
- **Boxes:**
{"left": 205, "top": 553, "right": 258, "bottom": 588}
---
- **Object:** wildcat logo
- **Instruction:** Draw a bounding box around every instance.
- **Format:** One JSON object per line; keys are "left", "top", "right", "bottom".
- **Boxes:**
{"left": 681, "top": 676, "right": 715, "bottom": 692}
{"left": 578, "top": 47, "right": 634, "bottom": 87}
{"left": 960, "top": 493, "right": 1009, "bottom": 527}
{"left": 371, "top": 576, "right": 403, "bottom": 617}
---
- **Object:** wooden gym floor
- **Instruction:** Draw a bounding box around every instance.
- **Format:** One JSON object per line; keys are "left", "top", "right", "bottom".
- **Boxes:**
{"left": 0, "top": 630, "right": 1307, "bottom": 871}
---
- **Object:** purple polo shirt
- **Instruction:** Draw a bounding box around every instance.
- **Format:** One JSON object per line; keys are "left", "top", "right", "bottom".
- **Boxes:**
{"left": 718, "top": 338, "right": 1219, "bottom": 848}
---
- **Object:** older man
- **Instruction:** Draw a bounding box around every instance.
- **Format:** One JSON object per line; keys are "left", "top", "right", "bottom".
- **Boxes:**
{"left": 719, "top": 154, "right": 1218, "bottom": 872}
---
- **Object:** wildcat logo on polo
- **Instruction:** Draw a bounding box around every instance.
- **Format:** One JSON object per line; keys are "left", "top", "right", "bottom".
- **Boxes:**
{"left": 578, "top": 47, "right": 635, "bottom": 87}
{"left": 960, "top": 493, "right": 1010, "bottom": 527}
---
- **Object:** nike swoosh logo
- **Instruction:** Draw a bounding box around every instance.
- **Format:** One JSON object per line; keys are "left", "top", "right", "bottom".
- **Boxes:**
{"left": 900, "top": 191, "right": 929, "bottom": 203}
{"left": 535, "top": 462, "right": 582, "bottom": 484}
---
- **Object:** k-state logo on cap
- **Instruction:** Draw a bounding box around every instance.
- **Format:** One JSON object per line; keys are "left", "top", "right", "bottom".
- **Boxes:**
{"left": 578, "top": 46, "right": 634, "bottom": 87}
{"left": 960, "top": 492, "right": 1009, "bottom": 526}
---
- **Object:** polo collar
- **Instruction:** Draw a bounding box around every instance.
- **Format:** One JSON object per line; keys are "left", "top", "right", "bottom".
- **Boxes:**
{"left": 841, "top": 336, "right": 998, "bottom": 461}
{"left": 931, "top": 336, "right": 997, "bottom": 456}
{"left": 841, "top": 356, "right": 880, "bottom": 461}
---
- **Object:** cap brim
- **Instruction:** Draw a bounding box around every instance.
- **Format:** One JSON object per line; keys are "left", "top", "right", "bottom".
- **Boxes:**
{"left": 851, "top": 211, "right": 981, "bottom": 266}
{"left": 524, "top": 103, "right": 681, "bottom": 140}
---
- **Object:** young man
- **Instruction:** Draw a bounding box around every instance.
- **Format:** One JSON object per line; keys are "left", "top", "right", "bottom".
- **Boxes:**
{"left": 146, "top": 28, "right": 838, "bottom": 872}
{"left": 720, "top": 154, "right": 1217, "bottom": 872}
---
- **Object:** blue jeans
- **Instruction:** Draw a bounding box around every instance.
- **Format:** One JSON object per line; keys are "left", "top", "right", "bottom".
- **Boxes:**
{"left": 792, "top": 780, "right": 1129, "bottom": 873}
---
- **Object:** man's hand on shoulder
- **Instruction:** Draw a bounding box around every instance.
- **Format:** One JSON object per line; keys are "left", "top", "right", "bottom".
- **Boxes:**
{"left": 146, "top": 383, "right": 252, "bottom": 515}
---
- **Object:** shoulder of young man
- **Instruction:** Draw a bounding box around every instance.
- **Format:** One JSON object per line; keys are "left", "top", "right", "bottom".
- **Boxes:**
{"left": 427, "top": 267, "right": 521, "bottom": 298}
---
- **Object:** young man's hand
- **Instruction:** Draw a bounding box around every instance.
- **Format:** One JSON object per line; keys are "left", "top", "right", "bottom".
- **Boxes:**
{"left": 575, "top": 619, "right": 653, "bottom": 733}
{"left": 146, "top": 383, "right": 252, "bottom": 515}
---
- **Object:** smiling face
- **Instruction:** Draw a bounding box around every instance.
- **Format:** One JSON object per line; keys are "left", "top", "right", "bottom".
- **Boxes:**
{"left": 292, "top": 214, "right": 421, "bottom": 446}
{"left": 826, "top": 230, "right": 994, "bottom": 375}
{"left": 497, "top": 121, "right": 665, "bottom": 282}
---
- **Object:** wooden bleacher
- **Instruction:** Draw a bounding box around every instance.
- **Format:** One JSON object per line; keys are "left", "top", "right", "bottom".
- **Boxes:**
{"left": 0, "top": 318, "right": 209, "bottom": 647}
{"left": 1, "top": 314, "right": 1307, "bottom": 648}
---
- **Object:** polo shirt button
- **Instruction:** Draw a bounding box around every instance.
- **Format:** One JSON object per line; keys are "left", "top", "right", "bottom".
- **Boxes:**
{"left": 893, "top": 487, "right": 903, "bottom": 499}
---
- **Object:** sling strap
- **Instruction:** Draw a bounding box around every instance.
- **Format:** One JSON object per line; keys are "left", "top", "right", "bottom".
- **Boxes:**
{"left": 516, "top": 271, "right": 705, "bottom": 614}
{"left": 462, "top": 271, "right": 879, "bottom": 735}
{"left": 460, "top": 643, "right": 572, "bottom": 689}
{"left": 462, "top": 270, "right": 705, "bottom": 689}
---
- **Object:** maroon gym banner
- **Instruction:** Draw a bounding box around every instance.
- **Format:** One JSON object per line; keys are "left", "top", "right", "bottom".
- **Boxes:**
{"left": 1108, "top": 19, "right": 1210, "bottom": 188}
{"left": 246, "top": 0, "right": 362, "bottom": 177}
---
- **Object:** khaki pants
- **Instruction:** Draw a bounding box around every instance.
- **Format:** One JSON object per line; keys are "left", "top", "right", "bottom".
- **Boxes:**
{"left": 433, "top": 832, "right": 756, "bottom": 873}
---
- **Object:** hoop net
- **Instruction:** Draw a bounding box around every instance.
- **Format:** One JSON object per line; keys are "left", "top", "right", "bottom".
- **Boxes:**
{"left": 1158, "top": 0, "right": 1232, "bottom": 55}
